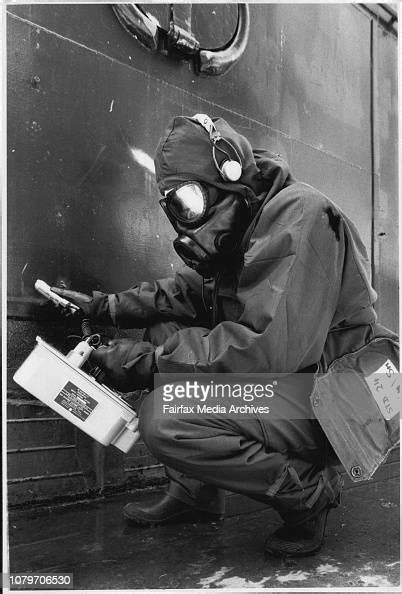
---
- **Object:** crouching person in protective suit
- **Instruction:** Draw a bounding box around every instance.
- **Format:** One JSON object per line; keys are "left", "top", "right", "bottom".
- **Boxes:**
{"left": 52, "top": 114, "right": 398, "bottom": 557}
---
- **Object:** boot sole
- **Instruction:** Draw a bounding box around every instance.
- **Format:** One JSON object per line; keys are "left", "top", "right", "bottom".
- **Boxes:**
{"left": 265, "top": 541, "right": 324, "bottom": 558}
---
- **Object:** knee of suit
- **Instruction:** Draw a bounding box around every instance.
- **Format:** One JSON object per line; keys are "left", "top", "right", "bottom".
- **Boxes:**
{"left": 138, "top": 390, "right": 177, "bottom": 457}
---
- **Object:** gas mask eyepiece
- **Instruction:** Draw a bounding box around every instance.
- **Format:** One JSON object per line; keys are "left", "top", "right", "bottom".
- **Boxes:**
{"left": 160, "top": 182, "right": 209, "bottom": 225}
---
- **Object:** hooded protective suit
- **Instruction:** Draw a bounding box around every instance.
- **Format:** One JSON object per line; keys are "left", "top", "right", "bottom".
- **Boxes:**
{"left": 106, "top": 116, "right": 389, "bottom": 376}
{"left": 86, "top": 116, "right": 398, "bottom": 516}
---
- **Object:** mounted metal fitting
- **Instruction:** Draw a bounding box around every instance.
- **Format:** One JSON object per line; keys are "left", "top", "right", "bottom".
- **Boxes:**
{"left": 112, "top": 3, "right": 250, "bottom": 76}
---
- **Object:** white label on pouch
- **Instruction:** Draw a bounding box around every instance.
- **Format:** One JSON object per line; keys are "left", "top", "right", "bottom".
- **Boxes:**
{"left": 365, "top": 359, "right": 400, "bottom": 420}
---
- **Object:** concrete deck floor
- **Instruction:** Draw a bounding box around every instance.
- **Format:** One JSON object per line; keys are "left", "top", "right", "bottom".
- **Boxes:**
{"left": 7, "top": 477, "right": 400, "bottom": 590}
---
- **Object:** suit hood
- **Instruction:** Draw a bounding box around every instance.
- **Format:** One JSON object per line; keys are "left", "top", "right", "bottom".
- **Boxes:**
{"left": 154, "top": 116, "right": 293, "bottom": 205}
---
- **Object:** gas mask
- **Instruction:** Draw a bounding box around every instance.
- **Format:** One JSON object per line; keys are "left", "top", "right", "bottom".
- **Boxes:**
{"left": 160, "top": 181, "right": 251, "bottom": 276}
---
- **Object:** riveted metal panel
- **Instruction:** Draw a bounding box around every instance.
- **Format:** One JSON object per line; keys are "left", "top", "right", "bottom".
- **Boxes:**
{"left": 7, "top": 14, "right": 179, "bottom": 296}
{"left": 372, "top": 27, "right": 399, "bottom": 333}
{"left": 8, "top": 4, "right": 372, "bottom": 166}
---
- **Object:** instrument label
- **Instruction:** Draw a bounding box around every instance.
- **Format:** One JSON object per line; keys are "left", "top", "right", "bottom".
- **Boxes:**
{"left": 55, "top": 381, "right": 98, "bottom": 422}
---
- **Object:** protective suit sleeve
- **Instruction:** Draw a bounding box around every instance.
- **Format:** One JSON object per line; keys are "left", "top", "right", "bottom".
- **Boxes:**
{"left": 106, "top": 269, "right": 208, "bottom": 329}
{"left": 155, "top": 187, "right": 376, "bottom": 374}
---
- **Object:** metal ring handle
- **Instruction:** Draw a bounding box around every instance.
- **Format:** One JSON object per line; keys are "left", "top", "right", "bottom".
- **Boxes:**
{"left": 112, "top": 4, "right": 160, "bottom": 52}
{"left": 112, "top": 4, "right": 250, "bottom": 76}
{"left": 198, "top": 4, "right": 250, "bottom": 76}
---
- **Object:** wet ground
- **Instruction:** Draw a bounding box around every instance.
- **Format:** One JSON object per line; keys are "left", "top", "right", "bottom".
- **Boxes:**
{"left": 7, "top": 477, "right": 400, "bottom": 590}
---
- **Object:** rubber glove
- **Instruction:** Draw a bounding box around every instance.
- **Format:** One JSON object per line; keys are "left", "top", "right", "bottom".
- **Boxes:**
{"left": 51, "top": 287, "right": 111, "bottom": 323}
{"left": 90, "top": 339, "right": 157, "bottom": 392}
{"left": 51, "top": 287, "right": 92, "bottom": 314}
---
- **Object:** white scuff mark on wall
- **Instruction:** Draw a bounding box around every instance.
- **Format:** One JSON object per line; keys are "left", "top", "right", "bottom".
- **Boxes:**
{"left": 276, "top": 570, "right": 310, "bottom": 582}
{"left": 358, "top": 574, "right": 394, "bottom": 587}
{"left": 77, "top": 145, "right": 106, "bottom": 187}
{"left": 130, "top": 148, "right": 155, "bottom": 176}
{"left": 109, "top": 99, "right": 114, "bottom": 112}
{"left": 21, "top": 262, "right": 29, "bottom": 278}
{"left": 31, "top": 121, "right": 41, "bottom": 132}
{"left": 145, "top": 171, "right": 155, "bottom": 195}
{"left": 379, "top": 499, "right": 397, "bottom": 508}
{"left": 198, "top": 566, "right": 232, "bottom": 588}
{"left": 280, "top": 27, "right": 286, "bottom": 70}
{"left": 315, "top": 564, "right": 339, "bottom": 575}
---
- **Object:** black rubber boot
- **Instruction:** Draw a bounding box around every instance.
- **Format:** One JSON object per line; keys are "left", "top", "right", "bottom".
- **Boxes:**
{"left": 123, "top": 493, "right": 224, "bottom": 526}
{"left": 265, "top": 466, "right": 342, "bottom": 557}
{"left": 265, "top": 504, "right": 333, "bottom": 557}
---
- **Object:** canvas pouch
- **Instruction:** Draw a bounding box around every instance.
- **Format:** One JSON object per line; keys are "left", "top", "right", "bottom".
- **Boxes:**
{"left": 311, "top": 337, "right": 400, "bottom": 481}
